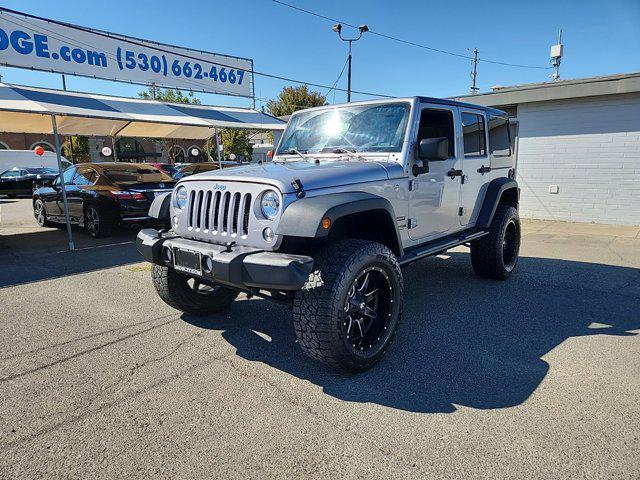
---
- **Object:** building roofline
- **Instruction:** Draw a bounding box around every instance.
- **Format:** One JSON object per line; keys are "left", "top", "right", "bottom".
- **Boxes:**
{"left": 449, "top": 71, "right": 640, "bottom": 107}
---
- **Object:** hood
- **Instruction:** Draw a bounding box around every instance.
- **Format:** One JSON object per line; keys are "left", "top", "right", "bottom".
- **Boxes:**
{"left": 181, "top": 159, "right": 403, "bottom": 193}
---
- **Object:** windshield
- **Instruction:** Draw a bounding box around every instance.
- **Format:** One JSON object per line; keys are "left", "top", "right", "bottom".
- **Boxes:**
{"left": 277, "top": 102, "right": 410, "bottom": 155}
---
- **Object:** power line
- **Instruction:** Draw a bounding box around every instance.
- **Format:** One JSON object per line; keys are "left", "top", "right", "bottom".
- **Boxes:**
{"left": 272, "top": 0, "right": 552, "bottom": 70}
{"left": 0, "top": 7, "right": 394, "bottom": 99}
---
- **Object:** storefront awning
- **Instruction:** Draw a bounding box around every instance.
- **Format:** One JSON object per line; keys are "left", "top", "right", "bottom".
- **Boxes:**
{"left": 0, "top": 83, "right": 285, "bottom": 139}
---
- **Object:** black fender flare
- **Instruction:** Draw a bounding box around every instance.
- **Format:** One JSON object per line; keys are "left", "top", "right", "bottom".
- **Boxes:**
{"left": 149, "top": 191, "right": 171, "bottom": 221}
{"left": 476, "top": 177, "right": 519, "bottom": 229}
{"left": 276, "top": 192, "right": 402, "bottom": 251}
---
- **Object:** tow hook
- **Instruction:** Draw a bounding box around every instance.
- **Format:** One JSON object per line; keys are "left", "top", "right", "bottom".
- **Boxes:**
{"left": 223, "top": 241, "right": 236, "bottom": 253}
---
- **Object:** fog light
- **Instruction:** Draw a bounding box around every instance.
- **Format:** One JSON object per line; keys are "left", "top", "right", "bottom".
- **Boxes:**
{"left": 162, "top": 246, "right": 173, "bottom": 264}
{"left": 202, "top": 255, "right": 213, "bottom": 273}
{"left": 262, "top": 227, "right": 275, "bottom": 243}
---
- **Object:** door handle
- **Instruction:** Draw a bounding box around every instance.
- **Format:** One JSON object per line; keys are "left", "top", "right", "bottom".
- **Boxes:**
{"left": 447, "top": 168, "right": 463, "bottom": 178}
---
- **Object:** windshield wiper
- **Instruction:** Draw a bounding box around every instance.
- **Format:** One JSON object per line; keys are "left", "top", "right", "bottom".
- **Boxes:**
{"left": 279, "top": 149, "right": 307, "bottom": 161}
{"left": 321, "top": 147, "right": 363, "bottom": 160}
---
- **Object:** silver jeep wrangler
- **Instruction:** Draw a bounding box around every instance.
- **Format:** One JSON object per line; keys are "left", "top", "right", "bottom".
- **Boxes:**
{"left": 137, "top": 97, "right": 520, "bottom": 372}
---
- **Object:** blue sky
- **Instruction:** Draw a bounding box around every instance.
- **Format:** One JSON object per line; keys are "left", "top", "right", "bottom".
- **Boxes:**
{"left": 1, "top": 0, "right": 638, "bottom": 109}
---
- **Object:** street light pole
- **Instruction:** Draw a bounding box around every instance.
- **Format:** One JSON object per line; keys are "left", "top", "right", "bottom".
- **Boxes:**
{"left": 332, "top": 23, "right": 368, "bottom": 102}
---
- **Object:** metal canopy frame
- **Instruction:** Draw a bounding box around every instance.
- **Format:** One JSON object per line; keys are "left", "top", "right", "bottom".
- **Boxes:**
{"left": 0, "top": 83, "right": 285, "bottom": 251}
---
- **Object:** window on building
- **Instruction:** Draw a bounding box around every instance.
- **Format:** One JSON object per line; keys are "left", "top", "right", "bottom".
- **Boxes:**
{"left": 168, "top": 145, "right": 185, "bottom": 162}
{"left": 488, "top": 115, "right": 511, "bottom": 157}
{"left": 30, "top": 141, "right": 55, "bottom": 152}
{"left": 462, "top": 113, "right": 486, "bottom": 157}
{"left": 116, "top": 138, "right": 146, "bottom": 163}
{"left": 417, "top": 109, "right": 455, "bottom": 157}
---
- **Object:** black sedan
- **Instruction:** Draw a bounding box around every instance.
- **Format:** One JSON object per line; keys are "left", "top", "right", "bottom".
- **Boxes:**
{"left": 33, "top": 163, "right": 174, "bottom": 238}
{"left": 0, "top": 167, "right": 59, "bottom": 197}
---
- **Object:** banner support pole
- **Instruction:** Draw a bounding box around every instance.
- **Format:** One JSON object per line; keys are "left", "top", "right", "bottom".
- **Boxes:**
{"left": 51, "top": 114, "right": 75, "bottom": 252}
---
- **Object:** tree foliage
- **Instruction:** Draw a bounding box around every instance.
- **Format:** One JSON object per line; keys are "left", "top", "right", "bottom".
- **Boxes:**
{"left": 266, "top": 85, "right": 326, "bottom": 117}
{"left": 138, "top": 86, "right": 201, "bottom": 104}
{"left": 62, "top": 136, "right": 90, "bottom": 163}
{"left": 221, "top": 129, "right": 253, "bottom": 161}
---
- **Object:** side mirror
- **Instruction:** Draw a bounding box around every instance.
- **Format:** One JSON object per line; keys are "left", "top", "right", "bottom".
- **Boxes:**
{"left": 412, "top": 137, "right": 449, "bottom": 176}
{"left": 419, "top": 137, "right": 449, "bottom": 161}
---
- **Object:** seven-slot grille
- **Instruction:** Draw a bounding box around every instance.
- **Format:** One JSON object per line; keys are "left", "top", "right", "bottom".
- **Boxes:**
{"left": 187, "top": 189, "right": 252, "bottom": 237}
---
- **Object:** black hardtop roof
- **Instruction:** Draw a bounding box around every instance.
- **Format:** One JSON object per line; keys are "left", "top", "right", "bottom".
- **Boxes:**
{"left": 416, "top": 96, "right": 507, "bottom": 116}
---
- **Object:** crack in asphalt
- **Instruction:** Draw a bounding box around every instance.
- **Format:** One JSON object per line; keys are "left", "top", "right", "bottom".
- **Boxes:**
{"left": 0, "top": 316, "right": 180, "bottom": 383}
{"left": 218, "top": 357, "right": 427, "bottom": 473}
{"left": 0, "top": 314, "right": 178, "bottom": 362}
{"left": 0, "top": 348, "right": 236, "bottom": 450}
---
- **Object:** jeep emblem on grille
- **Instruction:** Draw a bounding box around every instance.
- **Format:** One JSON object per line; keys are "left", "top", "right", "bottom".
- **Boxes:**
{"left": 213, "top": 183, "right": 226, "bottom": 191}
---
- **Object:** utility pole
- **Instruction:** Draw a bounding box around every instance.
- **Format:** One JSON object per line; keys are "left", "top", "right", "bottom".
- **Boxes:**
{"left": 470, "top": 48, "right": 479, "bottom": 94}
{"left": 550, "top": 29, "right": 563, "bottom": 82}
{"left": 151, "top": 82, "right": 157, "bottom": 100}
{"left": 61, "top": 74, "right": 74, "bottom": 163}
{"left": 332, "top": 23, "right": 368, "bottom": 102}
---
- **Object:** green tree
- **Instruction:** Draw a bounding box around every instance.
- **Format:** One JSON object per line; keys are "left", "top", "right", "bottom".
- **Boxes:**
{"left": 266, "top": 85, "right": 326, "bottom": 117}
{"left": 221, "top": 129, "right": 253, "bottom": 161}
{"left": 62, "top": 136, "right": 90, "bottom": 163}
{"left": 138, "top": 86, "right": 201, "bottom": 104}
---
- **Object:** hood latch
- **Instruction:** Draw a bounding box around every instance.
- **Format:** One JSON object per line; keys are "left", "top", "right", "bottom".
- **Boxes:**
{"left": 291, "top": 178, "right": 306, "bottom": 198}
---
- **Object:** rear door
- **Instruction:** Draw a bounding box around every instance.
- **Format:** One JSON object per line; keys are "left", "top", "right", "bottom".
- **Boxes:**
{"left": 408, "top": 104, "right": 463, "bottom": 241}
{"left": 458, "top": 110, "right": 490, "bottom": 226}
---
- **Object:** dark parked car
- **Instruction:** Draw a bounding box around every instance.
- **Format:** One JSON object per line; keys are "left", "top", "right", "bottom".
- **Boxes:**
{"left": 0, "top": 167, "right": 59, "bottom": 197}
{"left": 33, "top": 163, "right": 175, "bottom": 237}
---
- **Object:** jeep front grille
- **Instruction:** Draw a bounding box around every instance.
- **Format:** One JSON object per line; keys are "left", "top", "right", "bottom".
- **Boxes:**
{"left": 187, "top": 188, "right": 252, "bottom": 237}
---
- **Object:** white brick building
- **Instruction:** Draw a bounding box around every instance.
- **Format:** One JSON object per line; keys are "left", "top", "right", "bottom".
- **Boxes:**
{"left": 452, "top": 73, "right": 640, "bottom": 226}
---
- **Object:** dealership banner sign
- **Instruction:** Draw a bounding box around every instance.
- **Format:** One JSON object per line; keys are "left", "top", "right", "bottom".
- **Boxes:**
{"left": 0, "top": 10, "right": 253, "bottom": 97}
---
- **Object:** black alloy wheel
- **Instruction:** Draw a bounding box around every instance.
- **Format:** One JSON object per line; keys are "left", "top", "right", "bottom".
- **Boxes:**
{"left": 342, "top": 266, "right": 394, "bottom": 352}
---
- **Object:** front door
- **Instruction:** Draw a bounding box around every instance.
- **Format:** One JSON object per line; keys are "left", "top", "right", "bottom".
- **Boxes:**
{"left": 408, "top": 105, "right": 462, "bottom": 241}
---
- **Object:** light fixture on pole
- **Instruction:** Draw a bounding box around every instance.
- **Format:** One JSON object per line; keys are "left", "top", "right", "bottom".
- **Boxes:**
{"left": 332, "top": 23, "right": 368, "bottom": 102}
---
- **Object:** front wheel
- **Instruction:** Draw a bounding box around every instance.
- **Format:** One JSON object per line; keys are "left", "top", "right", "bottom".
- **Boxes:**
{"left": 293, "top": 239, "right": 404, "bottom": 373}
{"left": 470, "top": 205, "right": 521, "bottom": 280}
{"left": 33, "top": 199, "right": 56, "bottom": 228}
{"left": 152, "top": 265, "right": 239, "bottom": 315}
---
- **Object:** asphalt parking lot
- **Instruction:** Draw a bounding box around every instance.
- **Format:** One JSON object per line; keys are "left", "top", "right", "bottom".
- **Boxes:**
{"left": 1, "top": 197, "right": 639, "bottom": 479}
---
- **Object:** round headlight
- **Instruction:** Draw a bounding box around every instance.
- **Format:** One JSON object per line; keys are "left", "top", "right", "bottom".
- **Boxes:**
{"left": 260, "top": 190, "right": 280, "bottom": 220}
{"left": 174, "top": 185, "right": 188, "bottom": 210}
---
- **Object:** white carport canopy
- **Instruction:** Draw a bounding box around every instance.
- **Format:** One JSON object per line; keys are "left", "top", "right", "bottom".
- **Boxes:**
{"left": 0, "top": 82, "right": 285, "bottom": 251}
{"left": 0, "top": 82, "right": 285, "bottom": 139}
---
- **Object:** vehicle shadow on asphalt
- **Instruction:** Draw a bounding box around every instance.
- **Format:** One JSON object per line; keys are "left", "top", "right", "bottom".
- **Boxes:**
{"left": 0, "top": 229, "right": 141, "bottom": 288}
{"left": 182, "top": 252, "right": 640, "bottom": 414}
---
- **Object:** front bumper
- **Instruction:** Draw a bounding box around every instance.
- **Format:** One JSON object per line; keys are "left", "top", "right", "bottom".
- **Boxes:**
{"left": 136, "top": 229, "right": 314, "bottom": 291}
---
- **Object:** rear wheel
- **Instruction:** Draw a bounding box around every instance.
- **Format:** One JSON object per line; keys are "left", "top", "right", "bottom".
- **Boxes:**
{"left": 293, "top": 239, "right": 403, "bottom": 373}
{"left": 152, "top": 265, "right": 239, "bottom": 315}
{"left": 470, "top": 205, "right": 521, "bottom": 280}
{"left": 84, "top": 205, "right": 113, "bottom": 238}
{"left": 33, "top": 199, "right": 56, "bottom": 228}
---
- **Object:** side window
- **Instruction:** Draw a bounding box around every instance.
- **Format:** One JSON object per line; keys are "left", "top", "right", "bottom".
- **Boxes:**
{"left": 488, "top": 115, "right": 511, "bottom": 157}
{"left": 417, "top": 108, "right": 455, "bottom": 157}
{"left": 1, "top": 170, "right": 19, "bottom": 178}
{"left": 74, "top": 168, "right": 98, "bottom": 186}
{"left": 62, "top": 166, "right": 77, "bottom": 184}
{"left": 462, "top": 113, "right": 487, "bottom": 157}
